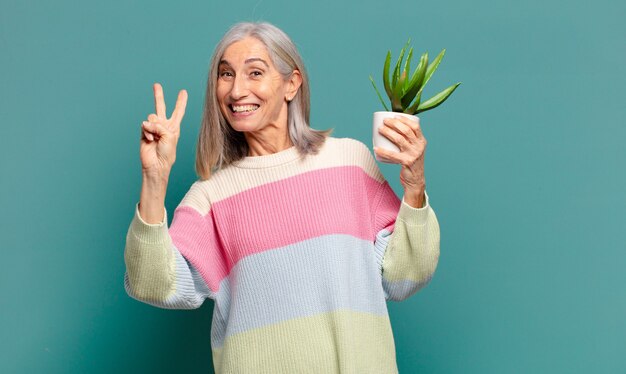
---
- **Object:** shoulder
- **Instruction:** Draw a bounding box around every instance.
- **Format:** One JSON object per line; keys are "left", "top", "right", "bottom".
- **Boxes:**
{"left": 323, "top": 136, "right": 367, "bottom": 151}
{"left": 178, "top": 180, "right": 212, "bottom": 215}
{"left": 322, "top": 136, "right": 384, "bottom": 182}
{"left": 320, "top": 136, "right": 372, "bottom": 162}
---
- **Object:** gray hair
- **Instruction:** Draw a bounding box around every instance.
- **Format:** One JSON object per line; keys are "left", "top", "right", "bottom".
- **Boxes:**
{"left": 195, "top": 21, "right": 333, "bottom": 180}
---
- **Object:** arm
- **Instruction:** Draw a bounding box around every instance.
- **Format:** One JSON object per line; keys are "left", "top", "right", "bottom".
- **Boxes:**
{"left": 124, "top": 202, "right": 213, "bottom": 309}
{"left": 372, "top": 182, "right": 440, "bottom": 301}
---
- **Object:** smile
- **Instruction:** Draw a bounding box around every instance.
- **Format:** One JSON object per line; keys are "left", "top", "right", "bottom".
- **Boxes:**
{"left": 230, "top": 104, "right": 259, "bottom": 113}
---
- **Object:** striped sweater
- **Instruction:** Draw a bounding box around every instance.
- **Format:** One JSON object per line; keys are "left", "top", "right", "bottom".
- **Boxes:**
{"left": 124, "top": 136, "right": 440, "bottom": 374}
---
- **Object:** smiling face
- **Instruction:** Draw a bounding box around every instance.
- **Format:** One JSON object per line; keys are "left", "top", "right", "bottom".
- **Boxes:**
{"left": 216, "top": 37, "right": 300, "bottom": 137}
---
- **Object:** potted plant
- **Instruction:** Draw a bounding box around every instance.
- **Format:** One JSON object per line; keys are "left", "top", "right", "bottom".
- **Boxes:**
{"left": 369, "top": 38, "right": 461, "bottom": 162}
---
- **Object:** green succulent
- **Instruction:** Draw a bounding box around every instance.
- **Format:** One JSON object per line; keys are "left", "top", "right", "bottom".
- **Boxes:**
{"left": 369, "top": 38, "right": 461, "bottom": 114}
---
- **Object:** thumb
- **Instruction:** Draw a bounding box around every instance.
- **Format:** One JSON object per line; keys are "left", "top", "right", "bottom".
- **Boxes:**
{"left": 142, "top": 121, "right": 169, "bottom": 137}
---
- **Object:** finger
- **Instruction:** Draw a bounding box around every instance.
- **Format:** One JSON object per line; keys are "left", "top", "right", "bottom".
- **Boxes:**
{"left": 143, "top": 129, "right": 154, "bottom": 142}
{"left": 374, "top": 146, "right": 400, "bottom": 164}
{"left": 154, "top": 83, "right": 167, "bottom": 119}
{"left": 142, "top": 121, "right": 158, "bottom": 138}
{"left": 395, "top": 117, "right": 427, "bottom": 149}
{"left": 143, "top": 120, "right": 169, "bottom": 137}
{"left": 395, "top": 115, "right": 423, "bottom": 139}
{"left": 375, "top": 146, "right": 411, "bottom": 166}
{"left": 142, "top": 121, "right": 153, "bottom": 134}
{"left": 379, "top": 122, "right": 410, "bottom": 150}
{"left": 384, "top": 118, "right": 418, "bottom": 142}
{"left": 141, "top": 121, "right": 155, "bottom": 141}
{"left": 147, "top": 113, "right": 159, "bottom": 122}
{"left": 171, "top": 89, "right": 188, "bottom": 124}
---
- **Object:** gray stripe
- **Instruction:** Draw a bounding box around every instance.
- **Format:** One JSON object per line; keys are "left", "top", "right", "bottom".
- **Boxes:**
{"left": 211, "top": 276, "right": 230, "bottom": 348}
{"left": 382, "top": 276, "right": 432, "bottom": 301}
{"left": 169, "top": 248, "right": 213, "bottom": 307}
{"left": 373, "top": 227, "right": 393, "bottom": 274}
{"left": 210, "top": 234, "right": 388, "bottom": 348}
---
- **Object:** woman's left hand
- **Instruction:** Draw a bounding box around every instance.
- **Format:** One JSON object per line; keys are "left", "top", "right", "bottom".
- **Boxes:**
{"left": 374, "top": 116, "right": 427, "bottom": 204}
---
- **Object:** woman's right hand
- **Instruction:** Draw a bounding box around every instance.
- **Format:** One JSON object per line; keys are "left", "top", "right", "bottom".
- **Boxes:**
{"left": 140, "top": 83, "right": 188, "bottom": 179}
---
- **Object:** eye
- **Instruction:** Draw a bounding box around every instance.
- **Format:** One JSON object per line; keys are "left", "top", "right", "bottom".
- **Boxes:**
{"left": 251, "top": 70, "right": 263, "bottom": 77}
{"left": 219, "top": 71, "right": 233, "bottom": 78}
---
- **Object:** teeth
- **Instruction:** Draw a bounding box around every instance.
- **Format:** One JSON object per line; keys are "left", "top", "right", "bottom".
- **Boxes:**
{"left": 232, "top": 104, "right": 259, "bottom": 113}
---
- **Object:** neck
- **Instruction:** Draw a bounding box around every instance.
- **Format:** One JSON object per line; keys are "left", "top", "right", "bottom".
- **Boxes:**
{"left": 244, "top": 124, "right": 292, "bottom": 157}
{"left": 246, "top": 138, "right": 293, "bottom": 156}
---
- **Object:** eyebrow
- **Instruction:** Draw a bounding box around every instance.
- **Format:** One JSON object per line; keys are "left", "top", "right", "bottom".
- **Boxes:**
{"left": 219, "top": 58, "right": 270, "bottom": 68}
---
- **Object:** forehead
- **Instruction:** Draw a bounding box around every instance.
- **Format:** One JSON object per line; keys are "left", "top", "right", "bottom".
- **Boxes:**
{"left": 221, "top": 37, "right": 271, "bottom": 64}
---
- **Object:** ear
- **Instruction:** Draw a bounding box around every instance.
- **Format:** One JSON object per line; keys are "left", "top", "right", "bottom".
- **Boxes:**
{"left": 285, "top": 70, "right": 303, "bottom": 101}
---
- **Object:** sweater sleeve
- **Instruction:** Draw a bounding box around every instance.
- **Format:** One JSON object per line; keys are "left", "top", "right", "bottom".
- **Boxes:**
{"left": 372, "top": 181, "right": 441, "bottom": 301}
{"left": 123, "top": 202, "right": 214, "bottom": 309}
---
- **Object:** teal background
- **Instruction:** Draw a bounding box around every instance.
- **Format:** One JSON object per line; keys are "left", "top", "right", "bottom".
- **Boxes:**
{"left": 1, "top": 0, "right": 624, "bottom": 372}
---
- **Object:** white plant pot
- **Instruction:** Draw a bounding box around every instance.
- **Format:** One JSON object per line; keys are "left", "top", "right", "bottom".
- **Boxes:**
{"left": 372, "top": 111, "right": 419, "bottom": 163}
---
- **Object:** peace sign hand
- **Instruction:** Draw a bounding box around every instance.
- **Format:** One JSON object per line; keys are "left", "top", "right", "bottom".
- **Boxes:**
{"left": 140, "top": 83, "right": 188, "bottom": 179}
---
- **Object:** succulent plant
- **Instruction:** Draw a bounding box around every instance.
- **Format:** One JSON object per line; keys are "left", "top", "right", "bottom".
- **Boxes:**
{"left": 369, "top": 38, "right": 461, "bottom": 114}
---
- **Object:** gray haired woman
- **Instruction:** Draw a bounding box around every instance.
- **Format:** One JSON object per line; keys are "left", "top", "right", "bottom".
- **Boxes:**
{"left": 126, "top": 21, "right": 439, "bottom": 374}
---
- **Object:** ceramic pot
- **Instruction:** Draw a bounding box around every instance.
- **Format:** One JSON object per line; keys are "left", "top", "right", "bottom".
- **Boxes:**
{"left": 372, "top": 111, "right": 419, "bottom": 163}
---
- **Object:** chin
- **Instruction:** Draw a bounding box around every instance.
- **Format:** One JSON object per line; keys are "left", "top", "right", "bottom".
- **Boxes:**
{"left": 228, "top": 120, "right": 259, "bottom": 133}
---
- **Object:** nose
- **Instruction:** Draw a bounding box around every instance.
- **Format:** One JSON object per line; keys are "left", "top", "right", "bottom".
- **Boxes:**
{"left": 229, "top": 74, "right": 249, "bottom": 100}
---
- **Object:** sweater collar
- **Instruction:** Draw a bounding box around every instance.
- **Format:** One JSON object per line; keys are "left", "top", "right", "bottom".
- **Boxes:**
{"left": 231, "top": 144, "right": 302, "bottom": 169}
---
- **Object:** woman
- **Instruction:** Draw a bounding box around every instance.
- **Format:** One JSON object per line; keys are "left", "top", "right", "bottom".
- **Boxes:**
{"left": 125, "top": 21, "right": 440, "bottom": 374}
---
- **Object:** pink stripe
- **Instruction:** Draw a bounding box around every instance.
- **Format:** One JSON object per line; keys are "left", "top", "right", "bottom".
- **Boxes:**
{"left": 374, "top": 180, "right": 401, "bottom": 233}
{"left": 169, "top": 166, "right": 401, "bottom": 291}
{"left": 214, "top": 166, "right": 390, "bottom": 263}
{"left": 169, "top": 206, "right": 230, "bottom": 294}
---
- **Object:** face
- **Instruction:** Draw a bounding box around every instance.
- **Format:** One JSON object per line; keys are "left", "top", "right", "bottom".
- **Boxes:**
{"left": 216, "top": 37, "right": 301, "bottom": 135}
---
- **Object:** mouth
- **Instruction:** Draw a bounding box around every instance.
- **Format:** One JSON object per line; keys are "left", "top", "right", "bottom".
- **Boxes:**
{"left": 229, "top": 104, "right": 260, "bottom": 113}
